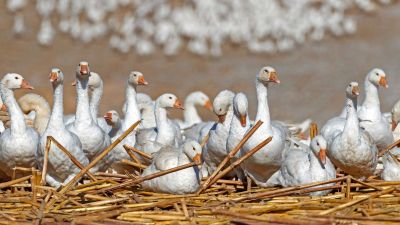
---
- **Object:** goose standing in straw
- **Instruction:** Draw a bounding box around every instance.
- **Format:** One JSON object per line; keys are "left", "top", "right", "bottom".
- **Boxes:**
{"left": 201, "top": 90, "right": 235, "bottom": 177}
{"left": 0, "top": 73, "right": 38, "bottom": 177}
{"left": 321, "top": 82, "right": 360, "bottom": 146}
{"left": 142, "top": 140, "right": 202, "bottom": 194}
{"left": 66, "top": 62, "right": 111, "bottom": 172}
{"left": 176, "top": 91, "right": 212, "bottom": 129}
{"left": 241, "top": 67, "right": 290, "bottom": 187}
{"left": 136, "top": 94, "right": 184, "bottom": 157}
{"left": 108, "top": 71, "right": 148, "bottom": 172}
{"left": 358, "top": 68, "right": 393, "bottom": 150}
{"left": 274, "top": 135, "right": 336, "bottom": 196}
{"left": 329, "top": 90, "right": 378, "bottom": 179}
{"left": 39, "top": 68, "right": 89, "bottom": 188}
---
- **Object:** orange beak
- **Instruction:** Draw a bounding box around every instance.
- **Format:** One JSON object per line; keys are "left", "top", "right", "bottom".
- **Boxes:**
{"left": 137, "top": 76, "right": 148, "bottom": 85}
{"left": 269, "top": 71, "right": 280, "bottom": 84}
{"left": 351, "top": 86, "right": 360, "bottom": 96}
{"left": 71, "top": 80, "right": 77, "bottom": 86}
{"left": 21, "top": 79, "right": 34, "bottom": 90}
{"left": 80, "top": 64, "right": 89, "bottom": 75}
{"left": 50, "top": 71, "right": 58, "bottom": 83}
{"left": 240, "top": 114, "right": 247, "bottom": 127}
{"left": 173, "top": 99, "right": 184, "bottom": 110}
{"left": 103, "top": 112, "right": 112, "bottom": 122}
{"left": 0, "top": 104, "right": 7, "bottom": 112}
{"left": 193, "top": 153, "right": 202, "bottom": 165}
{"left": 218, "top": 114, "right": 226, "bottom": 123}
{"left": 204, "top": 100, "right": 213, "bottom": 111}
{"left": 319, "top": 148, "right": 327, "bottom": 165}
{"left": 379, "top": 76, "right": 388, "bottom": 88}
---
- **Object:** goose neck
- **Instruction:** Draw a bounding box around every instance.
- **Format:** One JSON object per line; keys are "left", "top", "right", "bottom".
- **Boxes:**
{"left": 75, "top": 78, "right": 92, "bottom": 123}
{"left": 183, "top": 100, "right": 201, "bottom": 125}
{"left": 122, "top": 83, "right": 140, "bottom": 130}
{"left": 342, "top": 99, "right": 359, "bottom": 145}
{"left": 363, "top": 78, "right": 380, "bottom": 112}
{"left": 47, "top": 83, "right": 65, "bottom": 129}
{"left": 0, "top": 85, "right": 26, "bottom": 135}
{"left": 255, "top": 80, "right": 272, "bottom": 131}
{"left": 89, "top": 81, "right": 103, "bottom": 122}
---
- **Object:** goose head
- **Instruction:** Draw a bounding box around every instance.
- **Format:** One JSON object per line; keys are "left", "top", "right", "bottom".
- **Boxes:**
{"left": 257, "top": 66, "right": 280, "bottom": 84}
{"left": 1, "top": 73, "right": 34, "bottom": 90}
{"left": 213, "top": 90, "right": 235, "bottom": 123}
{"left": 128, "top": 71, "right": 148, "bottom": 86}
{"left": 367, "top": 68, "right": 388, "bottom": 88}
{"left": 71, "top": 71, "right": 102, "bottom": 89}
{"left": 49, "top": 68, "right": 64, "bottom": 85}
{"left": 233, "top": 92, "right": 248, "bottom": 127}
{"left": 182, "top": 140, "right": 202, "bottom": 165}
{"left": 310, "top": 135, "right": 327, "bottom": 166}
{"left": 345, "top": 81, "right": 360, "bottom": 98}
{"left": 186, "top": 91, "right": 212, "bottom": 111}
{"left": 156, "top": 93, "right": 184, "bottom": 110}
{"left": 104, "top": 110, "right": 120, "bottom": 127}
{"left": 76, "top": 61, "right": 90, "bottom": 79}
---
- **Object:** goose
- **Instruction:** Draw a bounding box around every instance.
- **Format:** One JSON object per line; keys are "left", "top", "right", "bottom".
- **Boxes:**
{"left": 108, "top": 71, "right": 148, "bottom": 172}
{"left": 138, "top": 99, "right": 156, "bottom": 129}
{"left": 122, "top": 92, "right": 153, "bottom": 115}
{"left": 141, "top": 140, "right": 202, "bottom": 194}
{"left": 39, "top": 68, "right": 89, "bottom": 188}
{"left": 391, "top": 100, "right": 400, "bottom": 131}
{"left": 358, "top": 68, "right": 393, "bottom": 150}
{"left": 103, "top": 110, "right": 121, "bottom": 139}
{"left": 274, "top": 135, "right": 336, "bottom": 196}
{"left": 0, "top": 73, "right": 38, "bottom": 178}
{"left": 241, "top": 67, "right": 290, "bottom": 187}
{"left": 175, "top": 91, "right": 212, "bottom": 129}
{"left": 18, "top": 93, "right": 51, "bottom": 135}
{"left": 135, "top": 94, "right": 184, "bottom": 157}
{"left": 329, "top": 95, "right": 378, "bottom": 179}
{"left": 321, "top": 82, "right": 360, "bottom": 146}
{"left": 201, "top": 90, "right": 235, "bottom": 177}
{"left": 66, "top": 62, "right": 111, "bottom": 173}
{"left": 382, "top": 153, "right": 400, "bottom": 181}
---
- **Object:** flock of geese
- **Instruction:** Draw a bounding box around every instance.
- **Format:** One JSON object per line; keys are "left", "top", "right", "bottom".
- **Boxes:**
{"left": 0, "top": 62, "right": 400, "bottom": 195}
{"left": 6, "top": 0, "right": 392, "bottom": 56}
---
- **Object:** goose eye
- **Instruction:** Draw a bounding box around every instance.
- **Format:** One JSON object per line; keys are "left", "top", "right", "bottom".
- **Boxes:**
{"left": 15, "top": 76, "right": 18, "bottom": 80}
{"left": 192, "top": 147, "right": 195, "bottom": 151}
{"left": 219, "top": 108, "right": 222, "bottom": 112}
{"left": 375, "top": 72, "right": 379, "bottom": 76}
{"left": 58, "top": 70, "right": 61, "bottom": 73}
{"left": 264, "top": 70, "right": 268, "bottom": 73}
{"left": 134, "top": 74, "right": 137, "bottom": 77}
{"left": 317, "top": 142, "right": 319, "bottom": 146}
{"left": 169, "top": 96, "right": 172, "bottom": 99}
{"left": 79, "top": 64, "right": 81, "bottom": 66}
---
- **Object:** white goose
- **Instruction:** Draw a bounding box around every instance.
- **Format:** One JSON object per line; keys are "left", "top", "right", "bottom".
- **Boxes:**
{"left": 329, "top": 95, "right": 378, "bottom": 179}
{"left": 138, "top": 99, "right": 156, "bottom": 129}
{"left": 275, "top": 135, "right": 336, "bottom": 196}
{"left": 103, "top": 110, "right": 121, "bottom": 139}
{"left": 141, "top": 140, "right": 202, "bottom": 194}
{"left": 18, "top": 93, "right": 51, "bottom": 135}
{"left": 358, "top": 68, "right": 393, "bottom": 149}
{"left": 0, "top": 73, "right": 38, "bottom": 177}
{"left": 382, "top": 153, "right": 400, "bottom": 181}
{"left": 241, "top": 67, "right": 290, "bottom": 187}
{"left": 66, "top": 62, "right": 111, "bottom": 173}
{"left": 108, "top": 71, "right": 148, "bottom": 172}
{"left": 136, "top": 94, "right": 184, "bottom": 156}
{"left": 200, "top": 90, "right": 235, "bottom": 177}
{"left": 176, "top": 91, "right": 212, "bottom": 129}
{"left": 321, "top": 82, "right": 360, "bottom": 146}
{"left": 39, "top": 68, "right": 89, "bottom": 188}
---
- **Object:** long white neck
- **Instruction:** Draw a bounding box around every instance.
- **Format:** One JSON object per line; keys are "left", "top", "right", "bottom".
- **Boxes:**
{"left": 362, "top": 77, "right": 381, "bottom": 115}
{"left": 255, "top": 80, "right": 272, "bottom": 133}
{"left": 342, "top": 99, "right": 359, "bottom": 145}
{"left": 0, "top": 85, "right": 26, "bottom": 135}
{"left": 47, "top": 83, "right": 65, "bottom": 130}
{"left": 89, "top": 81, "right": 103, "bottom": 123}
{"left": 122, "top": 83, "right": 140, "bottom": 131}
{"left": 154, "top": 103, "right": 173, "bottom": 145}
{"left": 183, "top": 99, "right": 201, "bottom": 125}
{"left": 74, "top": 78, "right": 92, "bottom": 124}
{"left": 340, "top": 94, "right": 358, "bottom": 118}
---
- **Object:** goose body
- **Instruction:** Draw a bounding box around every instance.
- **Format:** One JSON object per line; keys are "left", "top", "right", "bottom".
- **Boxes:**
{"left": 39, "top": 69, "right": 88, "bottom": 188}
{"left": 358, "top": 68, "right": 393, "bottom": 149}
{"left": 275, "top": 136, "right": 336, "bottom": 196}
{"left": 329, "top": 95, "right": 378, "bottom": 179}
{"left": 141, "top": 141, "right": 202, "bottom": 194}
{"left": 66, "top": 62, "right": 111, "bottom": 173}
{"left": 201, "top": 90, "right": 235, "bottom": 177}
{"left": 321, "top": 82, "right": 360, "bottom": 146}
{"left": 382, "top": 153, "right": 400, "bottom": 181}
{"left": 241, "top": 67, "right": 290, "bottom": 187}
{"left": 0, "top": 73, "right": 38, "bottom": 177}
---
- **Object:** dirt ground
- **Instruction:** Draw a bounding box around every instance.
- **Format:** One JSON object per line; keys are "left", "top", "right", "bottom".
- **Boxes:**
{"left": 1, "top": 3, "right": 400, "bottom": 125}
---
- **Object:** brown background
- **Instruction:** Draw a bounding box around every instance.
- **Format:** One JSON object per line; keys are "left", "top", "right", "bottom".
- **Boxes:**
{"left": 1, "top": 3, "right": 400, "bottom": 125}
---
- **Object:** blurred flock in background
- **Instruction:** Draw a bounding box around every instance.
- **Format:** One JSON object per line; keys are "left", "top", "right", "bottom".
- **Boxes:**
{"left": 2, "top": 0, "right": 400, "bottom": 124}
